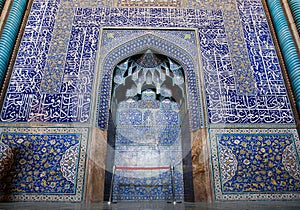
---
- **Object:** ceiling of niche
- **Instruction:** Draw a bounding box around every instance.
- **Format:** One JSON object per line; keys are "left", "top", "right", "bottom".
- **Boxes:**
{"left": 112, "top": 49, "right": 185, "bottom": 104}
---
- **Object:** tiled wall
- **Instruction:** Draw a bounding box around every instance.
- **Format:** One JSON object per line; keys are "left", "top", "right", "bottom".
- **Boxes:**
{"left": 97, "top": 29, "right": 204, "bottom": 130}
{"left": 0, "top": 0, "right": 295, "bottom": 126}
{"left": 210, "top": 128, "right": 300, "bottom": 200}
{"left": 0, "top": 127, "right": 88, "bottom": 201}
{"left": 112, "top": 90, "right": 184, "bottom": 201}
{"left": 0, "top": 0, "right": 299, "bottom": 202}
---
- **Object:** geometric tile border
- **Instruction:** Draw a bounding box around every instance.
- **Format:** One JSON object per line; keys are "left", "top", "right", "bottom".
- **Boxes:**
{"left": 0, "top": 127, "right": 88, "bottom": 202}
{"left": 210, "top": 128, "right": 300, "bottom": 200}
{"left": 119, "top": 0, "right": 180, "bottom": 7}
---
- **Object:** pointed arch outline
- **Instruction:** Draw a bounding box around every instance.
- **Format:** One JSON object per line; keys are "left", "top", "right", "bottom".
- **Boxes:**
{"left": 96, "top": 32, "right": 205, "bottom": 130}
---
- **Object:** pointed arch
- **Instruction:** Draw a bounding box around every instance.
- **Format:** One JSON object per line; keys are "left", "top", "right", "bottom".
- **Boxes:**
{"left": 96, "top": 33, "right": 205, "bottom": 130}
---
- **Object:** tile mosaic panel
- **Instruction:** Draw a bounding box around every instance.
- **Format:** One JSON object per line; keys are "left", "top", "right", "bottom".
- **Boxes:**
{"left": 1, "top": 1, "right": 58, "bottom": 121}
{"left": 61, "top": 26, "right": 99, "bottom": 95}
{"left": 222, "top": 1, "right": 256, "bottom": 96}
{"left": 113, "top": 92, "right": 184, "bottom": 201}
{"left": 237, "top": 0, "right": 285, "bottom": 96}
{"left": 210, "top": 128, "right": 300, "bottom": 200}
{"left": 0, "top": 0, "right": 295, "bottom": 126}
{"left": 113, "top": 168, "right": 183, "bottom": 201}
{"left": 0, "top": 1, "right": 99, "bottom": 123}
{"left": 0, "top": 143, "right": 13, "bottom": 180}
{"left": 0, "top": 127, "right": 88, "bottom": 201}
{"left": 119, "top": 0, "right": 180, "bottom": 7}
{"left": 41, "top": 0, "right": 75, "bottom": 93}
{"left": 116, "top": 123, "right": 181, "bottom": 145}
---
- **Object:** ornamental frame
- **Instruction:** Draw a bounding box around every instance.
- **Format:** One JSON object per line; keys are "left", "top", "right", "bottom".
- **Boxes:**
{"left": 94, "top": 28, "right": 207, "bottom": 131}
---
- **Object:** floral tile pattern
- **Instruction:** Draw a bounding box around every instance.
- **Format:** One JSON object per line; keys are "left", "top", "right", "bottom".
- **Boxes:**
{"left": 210, "top": 128, "right": 300, "bottom": 200}
{"left": 0, "top": 127, "right": 88, "bottom": 202}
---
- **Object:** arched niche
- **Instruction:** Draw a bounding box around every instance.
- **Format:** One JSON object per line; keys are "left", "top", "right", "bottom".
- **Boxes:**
{"left": 91, "top": 32, "right": 211, "bottom": 203}
{"left": 106, "top": 49, "right": 192, "bottom": 201}
{"left": 96, "top": 33, "right": 205, "bottom": 131}
{"left": 110, "top": 50, "right": 186, "bottom": 125}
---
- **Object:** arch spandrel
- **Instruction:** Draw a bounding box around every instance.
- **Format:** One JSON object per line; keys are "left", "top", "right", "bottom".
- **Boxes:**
{"left": 96, "top": 31, "right": 205, "bottom": 130}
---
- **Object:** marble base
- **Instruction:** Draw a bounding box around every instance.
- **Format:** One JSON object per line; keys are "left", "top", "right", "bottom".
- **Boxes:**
{"left": 192, "top": 128, "right": 212, "bottom": 202}
{"left": 85, "top": 128, "right": 107, "bottom": 202}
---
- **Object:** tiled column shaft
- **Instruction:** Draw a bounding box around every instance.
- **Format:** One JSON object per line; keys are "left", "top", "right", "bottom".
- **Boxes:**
{"left": 288, "top": 0, "right": 300, "bottom": 33}
{"left": 266, "top": 0, "right": 300, "bottom": 113}
{"left": 0, "top": 0, "right": 27, "bottom": 86}
{"left": 0, "top": 0, "right": 5, "bottom": 14}
{"left": 282, "top": 0, "right": 300, "bottom": 52}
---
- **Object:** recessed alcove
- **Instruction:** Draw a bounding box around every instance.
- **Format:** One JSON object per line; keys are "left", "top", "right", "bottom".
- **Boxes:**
{"left": 104, "top": 49, "right": 194, "bottom": 202}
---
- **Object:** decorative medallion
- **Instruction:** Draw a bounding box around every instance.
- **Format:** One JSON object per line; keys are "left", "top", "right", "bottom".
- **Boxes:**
{"left": 60, "top": 144, "right": 80, "bottom": 183}
{"left": 0, "top": 142, "right": 14, "bottom": 179}
{"left": 218, "top": 143, "right": 237, "bottom": 184}
{"left": 282, "top": 144, "right": 300, "bottom": 180}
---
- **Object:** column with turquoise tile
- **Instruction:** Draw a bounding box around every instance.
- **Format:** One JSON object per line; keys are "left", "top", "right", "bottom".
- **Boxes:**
{"left": 0, "top": 0, "right": 6, "bottom": 14}
{"left": 0, "top": 0, "right": 28, "bottom": 86}
{"left": 266, "top": 0, "right": 300, "bottom": 113}
{"left": 288, "top": 0, "right": 300, "bottom": 33}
